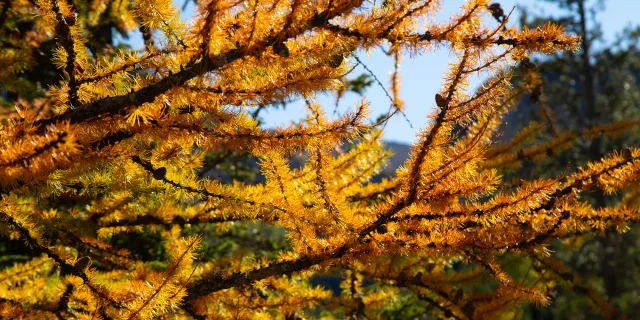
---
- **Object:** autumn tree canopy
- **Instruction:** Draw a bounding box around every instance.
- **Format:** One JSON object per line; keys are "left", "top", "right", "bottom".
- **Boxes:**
{"left": 0, "top": 0, "right": 638, "bottom": 318}
{"left": 502, "top": 0, "right": 640, "bottom": 317}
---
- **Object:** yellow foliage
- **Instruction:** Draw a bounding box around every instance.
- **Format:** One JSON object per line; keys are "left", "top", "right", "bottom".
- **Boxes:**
{"left": 0, "top": 0, "right": 635, "bottom": 319}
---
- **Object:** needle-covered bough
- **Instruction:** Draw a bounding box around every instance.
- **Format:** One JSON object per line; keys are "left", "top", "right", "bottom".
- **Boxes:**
{"left": 0, "top": 0, "right": 638, "bottom": 318}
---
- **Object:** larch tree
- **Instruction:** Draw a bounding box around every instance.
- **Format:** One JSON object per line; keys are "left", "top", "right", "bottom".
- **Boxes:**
{"left": 0, "top": 0, "right": 638, "bottom": 319}
{"left": 500, "top": 0, "right": 640, "bottom": 317}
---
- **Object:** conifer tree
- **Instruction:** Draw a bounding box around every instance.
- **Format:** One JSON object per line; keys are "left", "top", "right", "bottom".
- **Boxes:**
{"left": 502, "top": 0, "right": 640, "bottom": 317}
{"left": 0, "top": 0, "right": 638, "bottom": 319}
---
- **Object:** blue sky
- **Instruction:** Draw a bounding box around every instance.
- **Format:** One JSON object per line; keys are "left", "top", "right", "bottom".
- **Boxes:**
{"left": 147, "top": 1, "right": 640, "bottom": 144}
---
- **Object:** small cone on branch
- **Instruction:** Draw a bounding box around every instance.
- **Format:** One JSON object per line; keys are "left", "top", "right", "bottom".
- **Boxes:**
{"left": 74, "top": 256, "right": 92, "bottom": 272}
{"left": 329, "top": 54, "right": 344, "bottom": 68}
{"left": 435, "top": 93, "right": 447, "bottom": 108}
{"left": 273, "top": 41, "right": 290, "bottom": 58}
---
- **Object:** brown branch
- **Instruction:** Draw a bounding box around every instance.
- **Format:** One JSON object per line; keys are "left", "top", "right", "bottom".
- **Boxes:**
{"left": 0, "top": 258, "right": 51, "bottom": 283}
{"left": 181, "top": 51, "right": 469, "bottom": 305}
{"left": 188, "top": 67, "right": 351, "bottom": 102}
{"left": 55, "top": 284, "right": 74, "bottom": 319}
{"left": 534, "top": 255, "right": 627, "bottom": 320}
{"left": 353, "top": 55, "right": 412, "bottom": 128}
{"left": 199, "top": 0, "right": 218, "bottom": 55}
{"left": 0, "top": 132, "right": 67, "bottom": 168}
{"left": 33, "top": 7, "right": 350, "bottom": 131}
{"left": 396, "top": 180, "right": 557, "bottom": 224}
{"left": 382, "top": 0, "right": 435, "bottom": 36}
{"left": 51, "top": 0, "right": 79, "bottom": 108}
{"left": 56, "top": 229, "right": 131, "bottom": 269}
{"left": 365, "top": 269, "right": 466, "bottom": 320}
{"left": 127, "top": 227, "right": 204, "bottom": 319}
{"left": 130, "top": 155, "right": 284, "bottom": 214}
{"left": 35, "top": 55, "right": 216, "bottom": 129}
{"left": 183, "top": 246, "right": 350, "bottom": 309}
{"left": 0, "top": 211, "right": 125, "bottom": 310}
{"left": 511, "top": 211, "right": 571, "bottom": 250}
{"left": 78, "top": 50, "right": 173, "bottom": 85}
{"left": 439, "top": 4, "right": 480, "bottom": 39}
{"left": 0, "top": 297, "right": 58, "bottom": 319}
{"left": 347, "top": 182, "right": 400, "bottom": 202}
{"left": 336, "top": 154, "right": 387, "bottom": 193}
{"left": 0, "top": 0, "right": 11, "bottom": 30}
{"left": 314, "top": 147, "right": 342, "bottom": 223}
{"left": 492, "top": 35, "right": 571, "bottom": 48}
{"left": 402, "top": 153, "right": 640, "bottom": 227}
{"left": 140, "top": 25, "right": 155, "bottom": 49}
{"left": 359, "top": 50, "right": 470, "bottom": 237}
{"left": 89, "top": 130, "right": 135, "bottom": 149}
{"left": 99, "top": 211, "right": 251, "bottom": 229}
{"left": 169, "top": 102, "right": 367, "bottom": 143}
